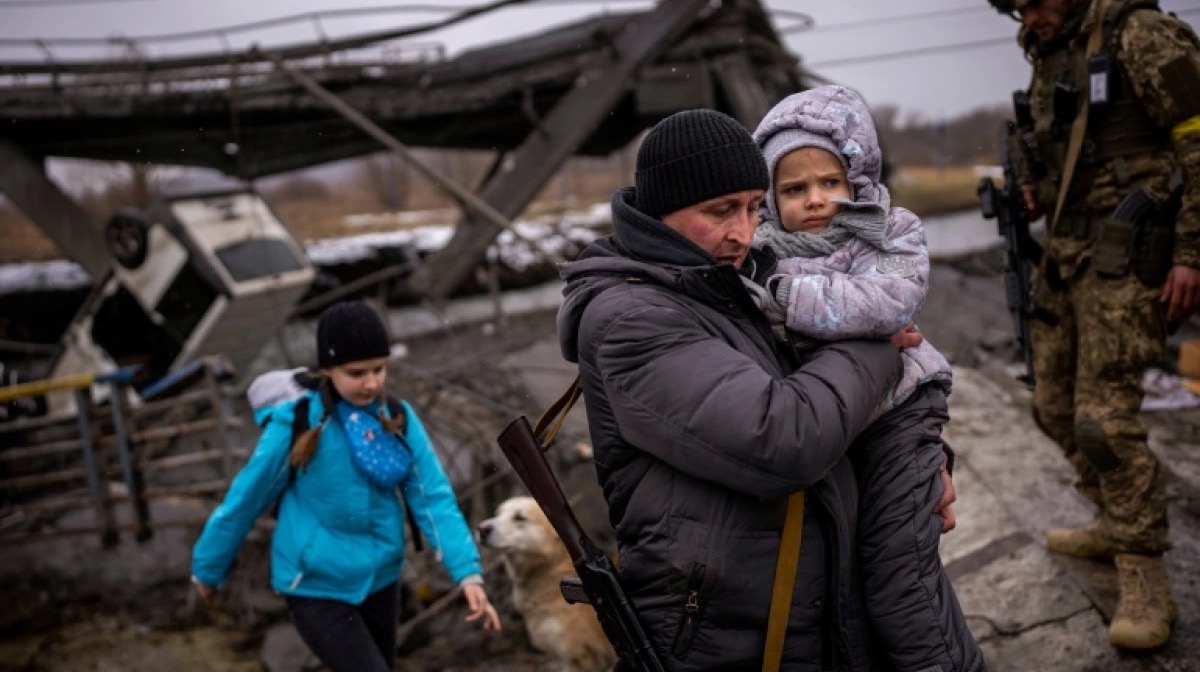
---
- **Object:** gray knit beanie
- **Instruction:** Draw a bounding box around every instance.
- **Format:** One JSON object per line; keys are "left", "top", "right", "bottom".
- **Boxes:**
{"left": 635, "top": 109, "right": 769, "bottom": 219}
{"left": 760, "top": 128, "right": 847, "bottom": 184}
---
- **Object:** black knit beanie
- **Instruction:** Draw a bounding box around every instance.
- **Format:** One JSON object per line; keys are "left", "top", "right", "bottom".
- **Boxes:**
{"left": 316, "top": 301, "right": 391, "bottom": 369}
{"left": 635, "top": 109, "right": 770, "bottom": 219}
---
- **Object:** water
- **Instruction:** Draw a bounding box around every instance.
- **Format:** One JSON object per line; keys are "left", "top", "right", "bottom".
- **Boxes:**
{"left": 922, "top": 208, "right": 1049, "bottom": 261}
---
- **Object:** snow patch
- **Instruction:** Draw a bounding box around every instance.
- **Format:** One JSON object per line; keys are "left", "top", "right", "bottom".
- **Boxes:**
{"left": 1, "top": 202, "right": 614, "bottom": 294}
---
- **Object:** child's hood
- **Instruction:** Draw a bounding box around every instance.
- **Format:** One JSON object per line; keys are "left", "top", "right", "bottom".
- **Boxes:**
{"left": 753, "top": 85, "right": 883, "bottom": 210}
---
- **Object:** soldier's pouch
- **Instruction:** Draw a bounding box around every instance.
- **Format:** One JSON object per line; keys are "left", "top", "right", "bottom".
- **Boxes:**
{"left": 1134, "top": 225, "right": 1175, "bottom": 288}
{"left": 1134, "top": 187, "right": 1181, "bottom": 288}
{"left": 1092, "top": 217, "right": 1134, "bottom": 278}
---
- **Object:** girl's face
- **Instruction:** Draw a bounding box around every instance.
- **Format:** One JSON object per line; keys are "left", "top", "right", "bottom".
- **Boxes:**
{"left": 773, "top": 147, "right": 851, "bottom": 234}
{"left": 323, "top": 357, "right": 389, "bottom": 406}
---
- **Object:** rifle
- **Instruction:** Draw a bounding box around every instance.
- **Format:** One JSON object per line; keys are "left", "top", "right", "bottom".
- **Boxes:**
{"left": 976, "top": 114, "right": 1045, "bottom": 386}
{"left": 496, "top": 414, "right": 665, "bottom": 671}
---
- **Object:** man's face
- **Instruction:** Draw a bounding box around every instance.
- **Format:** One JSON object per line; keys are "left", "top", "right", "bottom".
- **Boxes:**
{"left": 660, "top": 189, "right": 765, "bottom": 269}
{"left": 773, "top": 147, "right": 851, "bottom": 234}
{"left": 1018, "top": 0, "right": 1074, "bottom": 42}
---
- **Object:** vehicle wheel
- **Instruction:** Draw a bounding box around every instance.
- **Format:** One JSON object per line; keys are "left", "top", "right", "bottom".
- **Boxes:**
{"left": 105, "top": 208, "right": 149, "bottom": 269}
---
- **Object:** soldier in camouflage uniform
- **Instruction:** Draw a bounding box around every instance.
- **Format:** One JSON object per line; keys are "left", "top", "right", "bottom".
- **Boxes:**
{"left": 989, "top": 0, "right": 1200, "bottom": 651}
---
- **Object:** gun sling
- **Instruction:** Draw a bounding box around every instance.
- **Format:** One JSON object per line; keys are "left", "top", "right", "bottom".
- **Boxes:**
{"left": 763, "top": 491, "right": 805, "bottom": 672}
{"left": 1051, "top": 0, "right": 1110, "bottom": 231}
{"left": 533, "top": 373, "right": 582, "bottom": 448}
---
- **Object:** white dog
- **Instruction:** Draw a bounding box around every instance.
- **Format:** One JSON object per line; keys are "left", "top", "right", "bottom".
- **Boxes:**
{"left": 478, "top": 496, "right": 616, "bottom": 671}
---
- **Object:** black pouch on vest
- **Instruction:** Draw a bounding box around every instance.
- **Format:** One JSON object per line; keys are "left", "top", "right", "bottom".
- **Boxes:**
{"left": 1053, "top": 82, "right": 1080, "bottom": 126}
{"left": 1135, "top": 224, "right": 1175, "bottom": 287}
{"left": 1134, "top": 186, "right": 1181, "bottom": 288}
{"left": 1092, "top": 218, "right": 1134, "bottom": 278}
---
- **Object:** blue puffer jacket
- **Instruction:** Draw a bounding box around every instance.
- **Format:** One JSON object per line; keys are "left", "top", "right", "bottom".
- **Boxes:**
{"left": 192, "top": 391, "right": 482, "bottom": 604}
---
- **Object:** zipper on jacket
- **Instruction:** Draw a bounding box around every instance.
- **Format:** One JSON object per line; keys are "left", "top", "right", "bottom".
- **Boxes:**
{"left": 289, "top": 572, "right": 304, "bottom": 591}
{"left": 671, "top": 563, "right": 708, "bottom": 658}
{"left": 813, "top": 483, "right": 853, "bottom": 670}
{"left": 406, "top": 464, "right": 444, "bottom": 561}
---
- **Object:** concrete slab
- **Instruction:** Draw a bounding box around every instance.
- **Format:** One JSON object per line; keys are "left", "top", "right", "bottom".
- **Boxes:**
{"left": 947, "top": 364, "right": 1200, "bottom": 670}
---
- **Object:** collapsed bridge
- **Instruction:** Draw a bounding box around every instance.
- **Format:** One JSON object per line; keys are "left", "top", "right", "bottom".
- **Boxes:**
{"left": 1, "top": 0, "right": 819, "bottom": 300}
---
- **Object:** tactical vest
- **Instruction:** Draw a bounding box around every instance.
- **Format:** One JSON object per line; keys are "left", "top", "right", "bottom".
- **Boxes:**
{"left": 1025, "top": 0, "right": 1172, "bottom": 215}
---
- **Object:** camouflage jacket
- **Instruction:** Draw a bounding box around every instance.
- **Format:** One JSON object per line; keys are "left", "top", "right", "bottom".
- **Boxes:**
{"left": 1014, "top": 0, "right": 1200, "bottom": 274}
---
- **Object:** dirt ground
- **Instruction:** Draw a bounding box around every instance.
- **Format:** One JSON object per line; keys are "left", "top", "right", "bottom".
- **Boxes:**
{"left": 3, "top": 249, "right": 1199, "bottom": 671}
{"left": 0, "top": 306, "right": 587, "bottom": 672}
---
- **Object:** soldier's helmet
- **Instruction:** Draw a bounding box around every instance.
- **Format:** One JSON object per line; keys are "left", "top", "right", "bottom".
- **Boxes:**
{"left": 987, "top": 0, "right": 1039, "bottom": 18}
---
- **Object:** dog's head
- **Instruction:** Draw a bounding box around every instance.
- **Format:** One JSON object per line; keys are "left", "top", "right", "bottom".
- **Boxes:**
{"left": 477, "top": 496, "right": 562, "bottom": 559}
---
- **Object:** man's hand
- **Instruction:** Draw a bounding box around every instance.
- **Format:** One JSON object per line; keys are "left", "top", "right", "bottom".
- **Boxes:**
{"left": 933, "top": 460, "right": 957, "bottom": 534}
{"left": 891, "top": 321, "right": 923, "bottom": 350}
{"left": 1021, "top": 184, "right": 1043, "bottom": 221}
{"left": 1160, "top": 265, "right": 1200, "bottom": 324}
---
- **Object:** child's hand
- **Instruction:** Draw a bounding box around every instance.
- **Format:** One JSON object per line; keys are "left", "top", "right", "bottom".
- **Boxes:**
{"left": 462, "top": 583, "right": 501, "bottom": 632}
{"left": 192, "top": 576, "right": 219, "bottom": 609}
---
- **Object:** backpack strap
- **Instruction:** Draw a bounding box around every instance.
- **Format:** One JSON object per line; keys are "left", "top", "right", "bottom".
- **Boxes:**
{"left": 286, "top": 392, "right": 425, "bottom": 552}
{"left": 290, "top": 396, "right": 312, "bottom": 450}
{"left": 385, "top": 395, "right": 408, "bottom": 437}
{"left": 385, "top": 395, "right": 424, "bottom": 553}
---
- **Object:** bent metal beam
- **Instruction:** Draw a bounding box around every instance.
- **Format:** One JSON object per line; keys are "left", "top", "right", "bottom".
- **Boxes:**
{"left": 0, "top": 140, "right": 109, "bottom": 280}
{"left": 408, "top": 0, "right": 713, "bottom": 301}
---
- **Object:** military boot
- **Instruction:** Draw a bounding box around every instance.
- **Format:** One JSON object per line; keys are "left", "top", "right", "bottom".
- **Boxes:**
{"left": 1109, "top": 554, "right": 1175, "bottom": 650}
{"left": 1045, "top": 520, "right": 1117, "bottom": 559}
{"left": 1142, "top": 553, "right": 1180, "bottom": 624}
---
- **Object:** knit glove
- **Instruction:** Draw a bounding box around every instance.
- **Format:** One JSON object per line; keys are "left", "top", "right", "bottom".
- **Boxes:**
{"left": 741, "top": 276, "right": 787, "bottom": 326}
{"left": 768, "top": 274, "right": 792, "bottom": 311}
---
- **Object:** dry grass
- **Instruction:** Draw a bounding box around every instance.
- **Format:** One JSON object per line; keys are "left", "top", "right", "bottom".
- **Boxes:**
{"left": 0, "top": 164, "right": 984, "bottom": 264}
{"left": 889, "top": 165, "right": 984, "bottom": 219}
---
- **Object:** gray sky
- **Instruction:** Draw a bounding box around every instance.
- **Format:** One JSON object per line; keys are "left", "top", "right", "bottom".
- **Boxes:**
{"left": 0, "top": 0, "right": 1195, "bottom": 121}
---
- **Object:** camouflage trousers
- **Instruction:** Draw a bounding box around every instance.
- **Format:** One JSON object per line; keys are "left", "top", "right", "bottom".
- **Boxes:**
{"left": 1029, "top": 258, "right": 1171, "bottom": 554}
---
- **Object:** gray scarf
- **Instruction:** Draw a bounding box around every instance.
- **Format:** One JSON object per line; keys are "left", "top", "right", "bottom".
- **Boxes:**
{"left": 755, "top": 184, "right": 893, "bottom": 259}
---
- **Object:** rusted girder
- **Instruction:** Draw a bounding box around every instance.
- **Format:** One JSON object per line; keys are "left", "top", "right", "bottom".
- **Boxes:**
{"left": 0, "top": 140, "right": 109, "bottom": 280}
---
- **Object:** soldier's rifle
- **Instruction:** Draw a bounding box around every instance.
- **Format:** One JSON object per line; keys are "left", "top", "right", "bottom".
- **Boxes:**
{"left": 976, "top": 117, "right": 1044, "bottom": 385}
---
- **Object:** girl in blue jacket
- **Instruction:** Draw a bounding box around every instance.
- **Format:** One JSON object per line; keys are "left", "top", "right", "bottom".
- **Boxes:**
{"left": 192, "top": 301, "right": 500, "bottom": 671}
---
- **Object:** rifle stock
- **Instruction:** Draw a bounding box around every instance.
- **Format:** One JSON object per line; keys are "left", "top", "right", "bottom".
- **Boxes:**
{"left": 496, "top": 416, "right": 665, "bottom": 671}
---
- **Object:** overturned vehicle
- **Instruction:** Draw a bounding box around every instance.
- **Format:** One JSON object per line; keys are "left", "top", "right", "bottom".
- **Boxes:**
{"left": 43, "top": 185, "right": 315, "bottom": 415}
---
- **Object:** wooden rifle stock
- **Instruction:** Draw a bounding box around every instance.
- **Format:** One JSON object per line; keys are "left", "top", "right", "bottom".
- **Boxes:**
{"left": 496, "top": 416, "right": 664, "bottom": 671}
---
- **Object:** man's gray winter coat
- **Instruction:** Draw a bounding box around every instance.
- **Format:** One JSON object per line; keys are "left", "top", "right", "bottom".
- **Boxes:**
{"left": 556, "top": 187, "right": 903, "bottom": 670}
